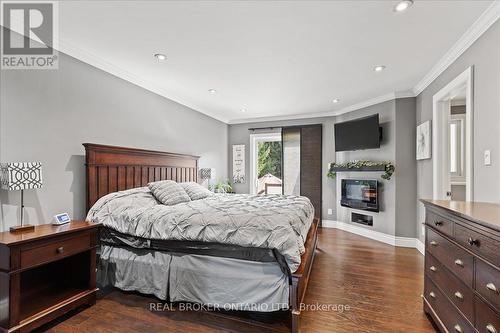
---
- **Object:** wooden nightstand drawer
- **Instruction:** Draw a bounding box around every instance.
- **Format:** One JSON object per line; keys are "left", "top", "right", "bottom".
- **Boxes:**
{"left": 0, "top": 221, "right": 98, "bottom": 333}
{"left": 20, "top": 233, "right": 91, "bottom": 269}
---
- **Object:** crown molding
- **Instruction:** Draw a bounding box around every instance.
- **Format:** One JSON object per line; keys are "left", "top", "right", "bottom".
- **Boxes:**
{"left": 413, "top": 1, "right": 500, "bottom": 96}
{"left": 57, "top": 39, "right": 230, "bottom": 124}
{"left": 228, "top": 90, "right": 416, "bottom": 124}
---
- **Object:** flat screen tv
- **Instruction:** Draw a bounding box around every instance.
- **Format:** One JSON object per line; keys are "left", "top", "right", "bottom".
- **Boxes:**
{"left": 335, "top": 114, "right": 380, "bottom": 151}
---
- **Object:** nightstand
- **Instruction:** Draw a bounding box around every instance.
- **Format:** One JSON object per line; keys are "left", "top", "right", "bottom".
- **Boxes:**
{"left": 0, "top": 221, "right": 99, "bottom": 333}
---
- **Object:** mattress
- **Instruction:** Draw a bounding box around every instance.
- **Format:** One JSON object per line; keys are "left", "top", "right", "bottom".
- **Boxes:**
{"left": 87, "top": 187, "right": 314, "bottom": 272}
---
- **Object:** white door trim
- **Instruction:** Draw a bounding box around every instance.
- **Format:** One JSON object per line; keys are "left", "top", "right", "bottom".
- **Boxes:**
{"left": 432, "top": 66, "right": 474, "bottom": 201}
{"left": 249, "top": 132, "right": 282, "bottom": 195}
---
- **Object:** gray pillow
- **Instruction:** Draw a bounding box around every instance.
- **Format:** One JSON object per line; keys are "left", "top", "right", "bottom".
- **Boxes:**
{"left": 148, "top": 180, "right": 191, "bottom": 206}
{"left": 180, "top": 182, "right": 213, "bottom": 200}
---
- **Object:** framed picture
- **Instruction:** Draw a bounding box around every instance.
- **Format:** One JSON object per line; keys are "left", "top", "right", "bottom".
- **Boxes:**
{"left": 416, "top": 120, "right": 431, "bottom": 160}
{"left": 232, "top": 144, "right": 246, "bottom": 183}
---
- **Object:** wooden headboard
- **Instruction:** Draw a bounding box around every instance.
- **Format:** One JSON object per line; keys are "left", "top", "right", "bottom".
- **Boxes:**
{"left": 84, "top": 143, "right": 200, "bottom": 211}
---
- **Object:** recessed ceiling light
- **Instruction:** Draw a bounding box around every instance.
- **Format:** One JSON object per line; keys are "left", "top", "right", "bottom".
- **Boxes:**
{"left": 394, "top": 0, "right": 413, "bottom": 12}
{"left": 374, "top": 65, "right": 386, "bottom": 72}
{"left": 241, "top": 108, "right": 247, "bottom": 112}
{"left": 154, "top": 53, "right": 166, "bottom": 61}
{"left": 208, "top": 89, "right": 217, "bottom": 94}
{"left": 332, "top": 99, "right": 340, "bottom": 104}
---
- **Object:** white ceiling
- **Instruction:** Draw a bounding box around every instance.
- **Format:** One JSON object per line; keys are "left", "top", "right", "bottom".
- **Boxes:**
{"left": 57, "top": 1, "right": 494, "bottom": 123}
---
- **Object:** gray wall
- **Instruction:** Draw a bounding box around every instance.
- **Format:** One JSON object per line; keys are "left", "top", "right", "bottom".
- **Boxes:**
{"left": 416, "top": 19, "right": 500, "bottom": 242}
{"left": 228, "top": 98, "right": 417, "bottom": 237}
{"left": 0, "top": 51, "right": 228, "bottom": 231}
{"left": 335, "top": 100, "right": 397, "bottom": 236}
{"left": 395, "top": 98, "right": 417, "bottom": 237}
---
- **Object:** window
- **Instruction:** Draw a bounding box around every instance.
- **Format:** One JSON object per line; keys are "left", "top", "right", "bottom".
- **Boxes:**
{"left": 249, "top": 133, "right": 282, "bottom": 195}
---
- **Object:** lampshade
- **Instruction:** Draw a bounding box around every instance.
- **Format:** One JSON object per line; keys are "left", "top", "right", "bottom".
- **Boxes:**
{"left": 199, "top": 168, "right": 216, "bottom": 180}
{"left": 0, "top": 162, "right": 43, "bottom": 190}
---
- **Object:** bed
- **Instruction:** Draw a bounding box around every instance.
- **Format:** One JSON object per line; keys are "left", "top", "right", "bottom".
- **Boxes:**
{"left": 84, "top": 143, "right": 319, "bottom": 333}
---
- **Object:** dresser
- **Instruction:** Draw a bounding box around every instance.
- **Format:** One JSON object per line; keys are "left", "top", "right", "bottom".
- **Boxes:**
{"left": 0, "top": 221, "right": 99, "bottom": 333}
{"left": 422, "top": 200, "right": 500, "bottom": 333}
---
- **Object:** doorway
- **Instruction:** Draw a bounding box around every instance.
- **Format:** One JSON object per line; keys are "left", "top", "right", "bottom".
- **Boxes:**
{"left": 432, "top": 67, "right": 473, "bottom": 201}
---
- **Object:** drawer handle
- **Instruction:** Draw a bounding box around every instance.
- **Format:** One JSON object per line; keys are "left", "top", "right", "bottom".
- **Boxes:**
{"left": 454, "top": 291, "right": 464, "bottom": 300}
{"left": 430, "top": 241, "right": 438, "bottom": 246}
{"left": 486, "top": 283, "right": 499, "bottom": 294}
{"left": 467, "top": 237, "right": 479, "bottom": 247}
{"left": 454, "top": 259, "right": 464, "bottom": 267}
{"left": 429, "top": 291, "right": 436, "bottom": 298}
{"left": 434, "top": 221, "right": 443, "bottom": 226}
{"left": 486, "top": 324, "right": 497, "bottom": 333}
{"left": 454, "top": 324, "right": 463, "bottom": 333}
{"left": 56, "top": 246, "right": 64, "bottom": 254}
{"left": 429, "top": 266, "right": 437, "bottom": 272}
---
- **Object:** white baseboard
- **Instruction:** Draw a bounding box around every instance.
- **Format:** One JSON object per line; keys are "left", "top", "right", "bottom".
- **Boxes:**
{"left": 395, "top": 236, "right": 419, "bottom": 248}
{"left": 321, "top": 220, "right": 338, "bottom": 228}
{"left": 322, "top": 220, "right": 424, "bottom": 255}
{"left": 416, "top": 239, "right": 425, "bottom": 255}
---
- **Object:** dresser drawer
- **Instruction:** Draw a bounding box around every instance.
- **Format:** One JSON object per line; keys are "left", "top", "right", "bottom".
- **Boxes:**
{"left": 475, "top": 295, "right": 500, "bottom": 333}
{"left": 20, "top": 233, "right": 91, "bottom": 269}
{"left": 455, "top": 223, "right": 500, "bottom": 267}
{"left": 425, "top": 278, "right": 474, "bottom": 333}
{"left": 425, "top": 252, "right": 473, "bottom": 320}
{"left": 476, "top": 259, "right": 500, "bottom": 311}
{"left": 426, "top": 210, "right": 454, "bottom": 238}
{"left": 427, "top": 227, "right": 474, "bottom": 287}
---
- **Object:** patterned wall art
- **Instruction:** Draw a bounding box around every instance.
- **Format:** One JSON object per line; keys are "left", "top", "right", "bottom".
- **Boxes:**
{"left": 416, "top": 120, "right": 431, "bottom": 160}
{"left": 232, "top": 144, "right": 246, "bottom": 184}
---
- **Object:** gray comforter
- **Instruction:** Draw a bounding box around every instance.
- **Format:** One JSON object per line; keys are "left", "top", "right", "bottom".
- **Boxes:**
{"left": 86, "top": 187, "right": 314, "bottom": 272}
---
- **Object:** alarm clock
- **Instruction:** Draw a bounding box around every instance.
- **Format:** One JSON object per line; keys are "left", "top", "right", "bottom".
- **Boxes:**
{"left": 53, "top": 213, "right": 71, "bottom": 225}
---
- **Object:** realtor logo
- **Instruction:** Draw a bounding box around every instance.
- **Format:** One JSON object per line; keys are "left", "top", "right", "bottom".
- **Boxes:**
{"left": 1, "top": 1, "right": 59, "bottom": 69}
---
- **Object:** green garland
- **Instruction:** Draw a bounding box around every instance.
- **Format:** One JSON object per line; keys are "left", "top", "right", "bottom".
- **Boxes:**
{"left": 327, "top": 161, "right": 395, "bottom": 180}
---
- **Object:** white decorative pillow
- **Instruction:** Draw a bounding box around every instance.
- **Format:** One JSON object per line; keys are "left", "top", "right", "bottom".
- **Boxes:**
{"left": 148, "top": 180, "right": 191, "bottom": 206}
{"left": 180, "top": 182, "right": 213, "bottom": 200}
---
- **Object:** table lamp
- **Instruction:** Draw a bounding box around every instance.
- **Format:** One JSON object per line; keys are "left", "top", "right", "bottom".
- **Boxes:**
{"left": 0, "top": 162, "right": 43, "bottom": 232}
{"left": 199, "top": 168, "right": 215, "bottom": 188}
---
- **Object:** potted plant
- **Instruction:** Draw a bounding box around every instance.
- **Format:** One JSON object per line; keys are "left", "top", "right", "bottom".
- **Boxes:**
{"left": 210, "top": 180, "right": 233, "bottom": 193}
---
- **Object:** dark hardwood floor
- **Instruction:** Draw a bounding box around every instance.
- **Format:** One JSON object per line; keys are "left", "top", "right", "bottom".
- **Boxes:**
{"left": 37, "top": 228, "right": 437, "bottom": 333}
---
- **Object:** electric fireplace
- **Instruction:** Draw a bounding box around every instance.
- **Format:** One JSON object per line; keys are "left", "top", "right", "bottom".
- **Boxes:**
{"left": 341, "top": 179, "right": 379, "bottom": 212}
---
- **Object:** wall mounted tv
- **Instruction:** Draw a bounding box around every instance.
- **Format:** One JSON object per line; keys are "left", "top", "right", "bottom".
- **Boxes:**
{"left": 334, "top": 114, "right": 381, "bottom": 151}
